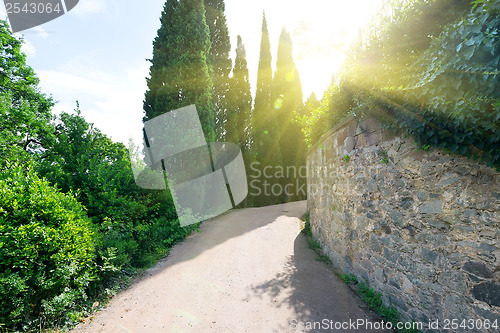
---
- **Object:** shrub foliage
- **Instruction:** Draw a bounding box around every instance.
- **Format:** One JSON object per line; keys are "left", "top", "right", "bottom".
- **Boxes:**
{"left": 0, "top": 19, "right": 196, "bottom": 331}
{"left": 0, "top": 164, "right": 95, "bottom": 328}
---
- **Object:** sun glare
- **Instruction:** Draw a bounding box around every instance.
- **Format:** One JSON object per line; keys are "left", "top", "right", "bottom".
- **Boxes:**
{"left": 287, "top": 0, "right": 385, "bottom": 98}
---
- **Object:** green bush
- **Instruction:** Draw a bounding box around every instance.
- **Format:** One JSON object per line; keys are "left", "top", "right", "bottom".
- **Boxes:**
{"left": 37, "top": 109, "right": 184, "bottom": 269}
{"left": 0, "top": 20, "right": 196, "bottom": 330}
{"left": 0, "top": 163, "right": 96, "bottom": 329}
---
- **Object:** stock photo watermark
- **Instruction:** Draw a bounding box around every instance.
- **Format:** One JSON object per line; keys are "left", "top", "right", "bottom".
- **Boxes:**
{"left": 290, "top": 317, "right": 498, "bottom": 331}
{"left": 130, "top": 104, "right": 248, "bottom": 227}
{"left": 3, "top": 0, "right": 79, "bottom": 32}
{"left": 290, "top": 318, "right": 419, "bottom": 331}
{"left": 248, "top": 162, "right": 307, "bottom": 197}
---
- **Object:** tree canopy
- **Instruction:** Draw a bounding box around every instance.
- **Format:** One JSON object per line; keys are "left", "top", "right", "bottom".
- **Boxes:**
{"left": 144, "top": 0, "right": 215, "bottom": 142}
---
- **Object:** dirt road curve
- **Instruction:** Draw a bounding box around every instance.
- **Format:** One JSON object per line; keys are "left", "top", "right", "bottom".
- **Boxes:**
{"left": 73, "top": 201, "right": 388, "bottom": 333}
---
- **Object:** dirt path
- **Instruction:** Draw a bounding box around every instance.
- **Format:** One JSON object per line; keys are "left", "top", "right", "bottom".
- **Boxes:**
{"left": 73, "top": 201, "right": 389, "bottom": 332}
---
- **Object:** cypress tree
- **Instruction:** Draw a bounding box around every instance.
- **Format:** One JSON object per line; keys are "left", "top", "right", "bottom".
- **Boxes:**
{"left": 231, "top": 35, "right": 252, "bottom": 155}
{"left": 144, "top": 0, "right": 215, "bottom": 142}
{"left": 204, "top": 0, "right": 232, "bottom": 141}
{"left": 271, "top": 27, "right": 304, "bottom": 202}
{"left": 251, "top": 12, "right": 282, "bottom": 206}
{"left": 144, "top": 0, "right": 178, "bottom": 123}
{"left": 303, "top": 92, "right": 320, "bottom": 117}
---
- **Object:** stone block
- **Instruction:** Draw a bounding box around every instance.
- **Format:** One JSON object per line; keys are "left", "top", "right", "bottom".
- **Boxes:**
{"left": 344, "top": 136, "right": 356, "bottom": 153}
{"left": 480, "top": 243, "right": 497, "bottom": 252}
{"left": 419, "top": 291, "right": 440, "bottom": 313}
{"left": 416, "top": 189, "right": 429, "bottom": 201}
{"left": 464, "top": 208, "right": 478, "bottom": 217}
{"left": 428, "top": 216, "right": 450, "bottom": 229}
{"left": 400, "top": 197, "right": 414, "bottom": 210}
{"left": 389, "top": 210, "right": 406, "bottom": 228}
{"left": 438, "top": 271, "right": 468, "bottom": 294}
{"left": 389, "top": 278, "right": 401, "bottom": 289}
{"left": 420, "top": 161, "right": 436, "bottom": 176}
{"left": 361, "top": 259, "right": 373, "bottom": 271}
{"left": 365, "top": 130, "right": 383, "bottom": 146}
{"left": 370, "top": 236, "right": 382, "bottom": 252}
{"left": 389, "top": 294, "right": 409, "bottom": 312}
{"left": 336, "top": 128, "right": 348, "bottom": 148}
{"left": 402, "top": 275, "right": 414, "bottom": 292}
{"left": 354, "top": 134, "right": 367, "bottom": 149}
{"left": 360, "top": 269, "right": 370, "bottom": 282}
{"left": 332, "top": 137, "right": 339, "bottom": 148}
{"left": 346, "top": 120, "right": 357, "bottom": 137}
{"left": 415, "top": 265, "right": 435, "bottom": 279}
{"left": 420, "top": 200, "right": 443, "bottom": 214}
{"left": 443, "top": 294, "right": 474, "bottom": 324}
{"left": 421, "top": 248, "right": 439, "bottom": 264}
{"left": 438, "top": 172, "right": 460, "bottom": 187}
{"left": 463, "top": 261, "right": 494, "bottom": 279}
{"left": 364, "top": 118, "right": 380, "bottom": 134}
{"left": 375, "top": 268, "right": 386, "bottom": 282}
{"left": 409, "top": 150, "right": 426, "bottom": 160}
{"left": 384, "top": 247, "right": 400, "bottom": 263}
{"left": 473, "top": 305, "right": 500, "bottom": 323}
{"left": 380, "top": 236, "right": 392, "bottom": 246}
{"left": 356, "top": 120, "right": 365, "bottom": 135}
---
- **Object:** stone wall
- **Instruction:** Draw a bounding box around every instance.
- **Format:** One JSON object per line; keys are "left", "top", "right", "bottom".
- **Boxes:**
{"left": 306, "top": 117, "right": 500, "bottom": 332}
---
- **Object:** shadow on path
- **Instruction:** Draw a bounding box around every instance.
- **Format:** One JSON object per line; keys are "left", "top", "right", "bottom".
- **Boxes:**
{"left": 244, "top": 233, "right": 394, "bottom": 332}
{"left": 137, "top": 201, "right": 307, "bottom": 284}
{"left": 73, "top": 201, "right": 393, "bottom": 332}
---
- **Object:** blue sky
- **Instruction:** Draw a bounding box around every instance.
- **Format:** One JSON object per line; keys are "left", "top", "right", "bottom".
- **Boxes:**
{"left": 1, "top": 0, "right": 382, "bottom": 145}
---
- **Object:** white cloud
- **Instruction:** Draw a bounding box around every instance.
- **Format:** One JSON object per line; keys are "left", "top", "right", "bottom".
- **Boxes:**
{"left": 32, "top": 26, "right": 49, "bottom": 38}
{"left": 69, "top": 0, "right": 107, "bottom": 17}
{"left": 37, "top": 63, "right": 148, "bottom": 145}
{"left": 21, "top": 39, "right": 36, "bottom": 57}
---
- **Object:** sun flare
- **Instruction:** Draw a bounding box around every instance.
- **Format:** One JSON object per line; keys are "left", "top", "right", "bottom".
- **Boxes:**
{"left": 286, "top": 0, "right": 386, "bottom": 97}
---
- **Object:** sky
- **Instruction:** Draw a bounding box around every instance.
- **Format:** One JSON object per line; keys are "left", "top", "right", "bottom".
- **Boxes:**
{"left": 0, "top": 0, "right": 384, "bottom": 145}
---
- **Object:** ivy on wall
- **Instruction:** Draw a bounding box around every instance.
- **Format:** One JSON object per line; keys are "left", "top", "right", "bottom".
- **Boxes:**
{"left": 302, "top": 0, "right": 499, "bottom": 168}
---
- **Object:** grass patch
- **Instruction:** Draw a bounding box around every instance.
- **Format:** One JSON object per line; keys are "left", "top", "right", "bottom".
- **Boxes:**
{"left": 339, "top": 275, "right": 421, "bottom": 333}
{"left": 307, "top": 237, "right": 321, "bottom": 250}
{"left": 300, "top": 211, "right": 312, "bottom": 237}
{"left": 339, "top": 273, "right": 358, "bottom": 284}
{"left": 315, "top": 254, "right": 332, "bottom": 265}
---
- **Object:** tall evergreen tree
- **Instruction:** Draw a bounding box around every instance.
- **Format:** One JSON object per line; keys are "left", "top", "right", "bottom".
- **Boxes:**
{"left": 225, "top": 35, "right": 252, "bottom": 208}
{"left": 303, "top": 92, "right": 320, "bottom": 116}
{"left": 230, "top": 35, "right": 252, "bottom": 154}
{"left": 204, "top": 0, "right": 232, "bottom": 141}
{"left": 143, "top": 0, "right": 215, "bottom": 142}
{"left": 143, "top": 0, "right": 178, "bottom": 122}
{"left": 271, "top": 27, "right": 304, "bottom": 202}
{"left": 251, "top": 12, "right": 282, "bottom": 206}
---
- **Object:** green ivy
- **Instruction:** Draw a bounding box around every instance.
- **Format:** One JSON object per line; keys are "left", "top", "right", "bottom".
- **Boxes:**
{"left": 302, "top": 0, "right": 499, "bottom": 168}
{"left": 380, "top": 0, "right": 500, "bottom": 167}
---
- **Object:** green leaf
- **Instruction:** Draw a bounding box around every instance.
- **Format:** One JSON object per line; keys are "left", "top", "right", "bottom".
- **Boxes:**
{"left": 462, "top": 46, "right": 475, "bottom": 60}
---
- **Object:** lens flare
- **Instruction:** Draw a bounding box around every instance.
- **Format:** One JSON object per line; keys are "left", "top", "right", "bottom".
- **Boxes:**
{"left": 274, "top": 98, "right": 283, "bottom": 109}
